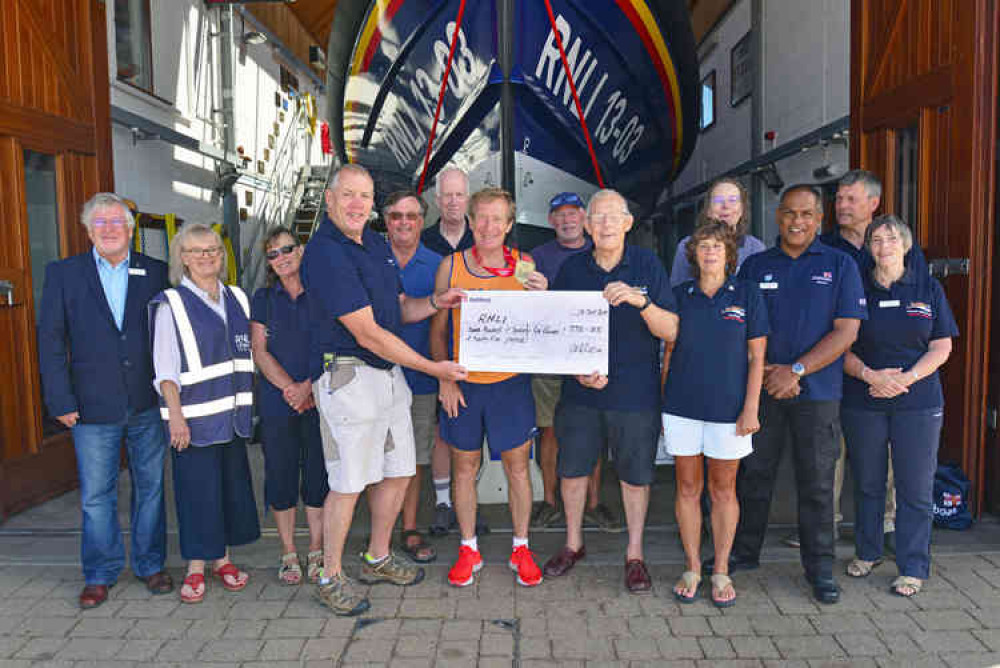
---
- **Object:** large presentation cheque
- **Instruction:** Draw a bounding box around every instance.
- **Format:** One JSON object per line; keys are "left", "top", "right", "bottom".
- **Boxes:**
{"left": 458, "top": 291, "right": 609, "bottom": 375}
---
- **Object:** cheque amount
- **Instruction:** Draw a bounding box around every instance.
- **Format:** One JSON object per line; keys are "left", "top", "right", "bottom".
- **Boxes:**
{"left": 457, "top": 291, "right": 610, "bottom": 375}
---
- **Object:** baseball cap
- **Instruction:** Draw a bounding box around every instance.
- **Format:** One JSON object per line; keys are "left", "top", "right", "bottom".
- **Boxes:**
{"left": 549, "top": 192, "right": 585, "bottom": 212}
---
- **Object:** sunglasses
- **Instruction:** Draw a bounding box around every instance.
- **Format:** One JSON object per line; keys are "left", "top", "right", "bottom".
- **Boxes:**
{"left": 265, "top": 244, "right": 297, "bottom": 260}
{"left": 387, "top": 211, "right": 422, "bottom": 222}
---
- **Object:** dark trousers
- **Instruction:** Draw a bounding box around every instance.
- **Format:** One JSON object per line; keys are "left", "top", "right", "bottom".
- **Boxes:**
{"left": 260, "top": 411, "right": 329, "bottom": 511}
{"left": 172, "top": 438, "right": 261, "bottom": 561}
{"left": 841, "top": 407, "right": 942, "bottom": 579}
{"left": 733, "top": 397, "right": 840, "bottom": 579}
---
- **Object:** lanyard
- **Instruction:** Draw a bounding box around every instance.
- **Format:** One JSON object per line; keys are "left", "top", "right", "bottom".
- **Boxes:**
{"left": 472, "top": 245, "right": 515, "bottom": 277}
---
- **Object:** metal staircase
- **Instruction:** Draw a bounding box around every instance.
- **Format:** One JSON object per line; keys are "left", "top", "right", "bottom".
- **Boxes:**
{"left": 290, "top": 165, "right": 329, "bottom": 244}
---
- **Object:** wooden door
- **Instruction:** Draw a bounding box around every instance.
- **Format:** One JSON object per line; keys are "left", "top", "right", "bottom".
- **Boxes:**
{"left": 0, "top": 0, "right": 113, "bottom": 519}
{"left": 850, "top": 0, "right": 999, "bottom": 513}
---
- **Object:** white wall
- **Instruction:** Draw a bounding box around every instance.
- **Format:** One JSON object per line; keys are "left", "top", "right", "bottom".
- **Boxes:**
{"left": 106, "top": 0, "right": 326, "bottom": 261}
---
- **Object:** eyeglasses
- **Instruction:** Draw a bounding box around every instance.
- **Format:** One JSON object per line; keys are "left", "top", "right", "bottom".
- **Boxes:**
{"left": 182, "top": 246, "right": 224, "bottom": 258}
{"left": 711, "top": 196, "right": 741, "bottom": 206}
{"left": 386, "top": 211, "right": 422, "bottom": 222}
{"left": 589, "top": 213, "right": 630, "bottom": 226}
{"left": 265, "top": 244, "right": 297, "bottom": 260}
{"left": 92, "top": 218, "right": 129, "bottom": 228}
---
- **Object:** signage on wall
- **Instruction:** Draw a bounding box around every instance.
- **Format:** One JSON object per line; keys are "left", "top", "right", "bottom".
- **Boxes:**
{"left": 730, "top": 31, "right": 752, "bottom": 107}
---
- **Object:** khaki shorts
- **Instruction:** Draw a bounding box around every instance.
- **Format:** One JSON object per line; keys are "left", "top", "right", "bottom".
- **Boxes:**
{"left": 410, "top": 392, "right": 437, "bottom": 466}
{"left": 532, "top": 375, "right": 563, "bottom": 428}
{"left": 313, "top": 363, "right": 415, "bottom": 494}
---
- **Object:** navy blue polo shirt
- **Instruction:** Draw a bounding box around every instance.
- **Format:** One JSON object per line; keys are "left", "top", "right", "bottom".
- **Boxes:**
{"left": 396, "top": 243, "right": 442, "bottom": 394}
{"left": 301, "top": 215, "right": 403, "bottom": 378}
{"left": 420, "top": 219, "right": 474, "bottom": 257}
{"left": 737, "top": 238, "right": 867, "bottom": 401}
{"left": 250, "top": 283, "right": 312, "bottom": 418}
{"left": 820, "top": 231, "right": 928, "bottom": 276}
{"left": 663, "top": 278, "right": 769, "bottom": 422}
{"left": 843, "top": 270, "right": 958, "bottom": 411}
{"left": 552, "top": 245, "right": 676, "bottom": 412}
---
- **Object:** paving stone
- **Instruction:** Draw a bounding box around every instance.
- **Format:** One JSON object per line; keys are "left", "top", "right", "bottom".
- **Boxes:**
{"left": 198, "top": 638, "right": 263, "bottom": 662}
{"left": 14, "top": 617, "right": 77, "bottom": 637}
{"left": 301, "top": 637, "right": 348, "bottom": 660}
{"left": 222, "top": 619, "right": 268, "bottom": 639}
{"left": 439, "top": 619, "right": 482, "bottom": 640}
{"left": 387, "top": 659, "right": 434, "bottom": 668}
{"left": 867, "top": 612, "right": 922, "bottom": 634}
{"left": 809, "top": 660, "right": 877, "bottom": 668}
{"left": 226, "top": 600, "right": 288, "bottom": 619}
{"left": 941, "top": 651, "right": 1000, "bottom": 668}
{"left": 910, "top": 630, "right": 987, "bottom": 654}
{"left": 70, "top": 617, "right": 134, "bottom": 637}
{"left": 399, "top": 618, "right": 442, "bottom": 636}
{"left": 908, "top": 609, "right": 980, "bottom": 631}
{"left": 772, "top": 635, "right": 845, "bottom": 660}
{"left": 973, "top": 627, "right": 1000, "bottom": 652}
{"left": 263, "top": 617, "right": 325, "bottom": 638}
{"left": 551, "top": 636, "right": 614, "bottom": 661}
{"left": 435, "top": 639, "right": 480, "bottom": 664}
{"left": 834, "top": 632, "right": 889, "bottom": 656}
{"left": 126, "top": 618, "right": 192, "bottom": 639}
{"left": 54, "top": 637, "right": 125, "bottom": 660}
{"left": 259, "top": 638, "right": 305, "bottom": 661}
{"left": 695, "top": 661, "right": 764, "bottom": 668}
{"left": 751, "top": 614, "right": 815, "bottom": 636}
{"left": 322, "top": 616, "right": 359, "bottom": 637}
{"left": 342, "top": 638, "right": 394, "bottom": 663}
{"left": 155, "top": 638, "right": 206, "bottom": 661}
{"left": 669, "top": 616, "right": 713, "bottom": 636}
{"left": 116, "top": 639, "right": 164, "bottom": 661}
{"left": 518, "top": 636, "right": 551, "bottom": 659}
{"left": 656, "top": 636, "right": 704, "bottom": 660}
{"left": 628, "top": 615, "right": 671, "bottom": 638}
{"left": 182, "top": 619, "right": 228, "bottom": 639}
{"left": 0, "top": 638, "right": 27, "bottom": 660}
{"left": 398, "top": 597, "right": 456, "bottom": 618}
{"left": 710, "top": 615, "right": 754, "bottom": 636}
{"left": 731, "top": 637, "right": 780, "bottom": 660}
{"left": 13, "top": 638, "right": 67, "bottom": 661}
{"left": 614, "top": 636, "right": 660, "bottom": 660}
{"left": 117, "top": 599, "right": 180, "bottom": 618}
{"left": 393, "top": 635, "right": 437, "bottom": 658}
{"left": 479, "top": 633, "right": 513, "bottom": 656}
{"left": 809, "top": 613, "right": 872, "bottom": 634}
{"left": 699, "top": 637, "right": 736, "bottom": 659}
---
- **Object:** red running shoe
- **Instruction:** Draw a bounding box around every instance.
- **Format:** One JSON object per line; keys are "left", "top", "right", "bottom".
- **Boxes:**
{"left": 509, "top": 545, "right": 543, "bottom": 587}
{"left": 448, "top": 545, "right": 483, "bottom": 587}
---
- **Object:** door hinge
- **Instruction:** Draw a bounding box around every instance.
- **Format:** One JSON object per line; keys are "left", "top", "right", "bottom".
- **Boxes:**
{"left": 928, "top": 258, "right": 970, "bottom": 278}
{"left": 989, "top": 408, "right": 998, "bottom": 431}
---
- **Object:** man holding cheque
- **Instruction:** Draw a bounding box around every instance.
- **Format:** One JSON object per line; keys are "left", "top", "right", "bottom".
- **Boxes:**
{"left": 543, "top": 189, "right": 679, "bottom": 594}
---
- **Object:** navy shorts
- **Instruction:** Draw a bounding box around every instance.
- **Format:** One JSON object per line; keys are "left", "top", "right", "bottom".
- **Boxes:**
{"left": 260, "top": 410, "right": 329, "bottom": 510}
{"left": 440, "top": 375, "right": 536, "bottom": 456}
{"left": 554, "top": 401, "right": 660, "bottom": 486}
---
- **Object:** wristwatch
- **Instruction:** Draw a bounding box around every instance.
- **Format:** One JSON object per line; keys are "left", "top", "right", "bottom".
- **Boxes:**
{"left": 791, "top": 362, "right": 806, "bottom": 377}
{"left": 637, "top": 294, "right": 652, "bottom": 311}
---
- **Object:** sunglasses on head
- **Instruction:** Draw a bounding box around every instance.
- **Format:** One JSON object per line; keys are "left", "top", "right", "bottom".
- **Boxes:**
{"left": 265, "top": 244, "right": 297, "bottom": 260}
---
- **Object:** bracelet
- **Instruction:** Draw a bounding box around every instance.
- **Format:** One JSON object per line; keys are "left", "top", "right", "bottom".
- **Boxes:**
{"left": 429, "top": 293, "right": 439, "bottom": 310}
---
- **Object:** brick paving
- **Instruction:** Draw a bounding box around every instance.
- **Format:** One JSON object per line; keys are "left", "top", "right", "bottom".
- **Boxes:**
{"left": 3, "top": 547, "right": 1000, "bottom": 666}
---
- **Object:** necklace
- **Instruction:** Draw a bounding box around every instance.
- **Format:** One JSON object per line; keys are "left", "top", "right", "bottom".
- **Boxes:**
{"left": 472, "top": 245, "right": 515, "bottom": 277}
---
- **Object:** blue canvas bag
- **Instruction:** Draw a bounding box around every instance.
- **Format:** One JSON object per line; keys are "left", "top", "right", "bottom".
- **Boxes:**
{"left": 932, "top": 462, "right": 973, "bottom": 530}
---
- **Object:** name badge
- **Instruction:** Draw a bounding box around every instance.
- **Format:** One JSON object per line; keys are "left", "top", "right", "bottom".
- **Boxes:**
{"left": 879, "top": 299, "right": 900, "bottom": 308}
{"left": 759, "top": 282, "right": 778, "bottom": 290}
{"left": 128, "top": 267, "right": 146, "bottom": 276}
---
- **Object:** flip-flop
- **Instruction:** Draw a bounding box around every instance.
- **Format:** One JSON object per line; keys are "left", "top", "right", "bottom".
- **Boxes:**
{"left": 180, "top": 573, "right": 205, "bottom": 604}
{"left": 278, "top": 552, "right": 302, "bottom": 585}
{"left": 890, "top": 575, "right": 923, "bottom": 597}
{"left": 846, "top": 558, "right": 883, "bottom": 578}
{"left": 672, "top": 570, "right": 701, "bottom": 603}
{"left": 711, "top": 573, "right": 737, "bottom": 608}
{"left": 400, "top": 530, "right": 437, "bottom": 564}
{"left": 212, "top": 562, "right": 248, "bottom": 592}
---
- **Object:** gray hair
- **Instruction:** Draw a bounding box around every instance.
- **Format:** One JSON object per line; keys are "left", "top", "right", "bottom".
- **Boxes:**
{"left": 839, "top": 169, "right": 882, "bottom": 200}
{"left": 436, "top": 166, "right": 469, "bottom": 193}
{"left": 865, "top": 214, "right": 913, "bottom": 254}
{"left": 779, "top": 183, "right": 824, "bottom": 210}
{"left": 80, "top": 192, "right": 135, "bottom": 230}
{"left": 587, "top": 189, "right": 631, "bottom": 217}
{"left": 168, "top": 222, "right": 227, "bottom": 286}
{"left": 329, "top": 163, "right": 373, "bottom": 191}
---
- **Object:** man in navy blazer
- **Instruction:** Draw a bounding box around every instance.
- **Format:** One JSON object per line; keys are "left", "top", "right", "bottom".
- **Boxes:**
{"left": 38, "top": 193, "right": 173, "bottom": 608}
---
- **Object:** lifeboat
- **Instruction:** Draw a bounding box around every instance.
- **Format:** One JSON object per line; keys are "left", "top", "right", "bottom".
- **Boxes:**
{"left": 325, "top": 0, "right": 700, "bottom": 225}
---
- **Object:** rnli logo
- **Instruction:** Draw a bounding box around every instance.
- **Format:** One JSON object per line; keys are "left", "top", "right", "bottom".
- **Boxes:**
{"left": 721, "top": 306, "right": 746, "bottom": 323}
{"left": 811, "top": 271, "right": 833, "bottom": 285}
{"left": 906, "top": 301, "right": 933, "bottom": 319}
{"left": 234, "top": 333, "right": 251, "bottom": 353}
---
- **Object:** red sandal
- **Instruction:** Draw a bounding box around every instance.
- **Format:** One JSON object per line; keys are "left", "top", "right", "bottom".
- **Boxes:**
{"left": 212, "top": 562, "right": 248, "bottom": 592}
{"left": 180, "top": 573, "right": 205, "bottom": 604}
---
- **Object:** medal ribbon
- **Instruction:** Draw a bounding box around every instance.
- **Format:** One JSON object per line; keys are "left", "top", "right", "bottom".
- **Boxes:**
{"left": 472, "top": 245, "right": 515, "bottom": 277}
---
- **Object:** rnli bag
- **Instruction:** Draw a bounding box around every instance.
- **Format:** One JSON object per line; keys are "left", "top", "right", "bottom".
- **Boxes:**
{"left": 932, "top": 463, "right": 973, "bottom": 530}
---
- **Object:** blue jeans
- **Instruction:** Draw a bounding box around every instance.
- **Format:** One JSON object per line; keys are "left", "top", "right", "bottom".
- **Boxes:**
{"left": 72, "top": 407, "right": 167, "bottom": 584}
{"left": 841, "top": 406, "right": 943, "bottom": 579}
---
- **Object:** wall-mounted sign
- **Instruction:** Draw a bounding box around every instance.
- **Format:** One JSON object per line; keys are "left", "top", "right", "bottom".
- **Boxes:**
{"left": 731, "top": 31, "right": 752, "bottom": 107}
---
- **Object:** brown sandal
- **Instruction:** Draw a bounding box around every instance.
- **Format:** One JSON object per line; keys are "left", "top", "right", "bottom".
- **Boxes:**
{"left": 400, "top": 530, "right": 437, "bottom": 563}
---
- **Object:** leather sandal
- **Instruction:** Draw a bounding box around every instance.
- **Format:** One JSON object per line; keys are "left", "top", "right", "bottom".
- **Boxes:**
{"left": 400, "top": 530, "right": 437, "bottom": 563}
{"left": 306, "top": 550, "right": 324, "bottom": 583}
{"left": 846, "top": 558, "right": 883, "bottom": 578}
{"left": 711, "top": 573, "right": 737, "bottom": 608}
{"left": 212, "top": 562, "right": 248, "bottom": 592}
{"left": 278, "top": 552, "right": 302, "bottom": 585}
{"left": 180, "top": 573, "right": 205, "bottom": 604}
{"left": 673, "top": 570, "right": 701, "bottom": 603}
{"left": 890, "top": 575, "right": 923, "bottom": 597}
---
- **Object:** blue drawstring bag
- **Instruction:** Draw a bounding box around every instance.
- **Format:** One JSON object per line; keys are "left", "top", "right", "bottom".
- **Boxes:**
{"left": 932, "top": 462, "right": 973, "bottom": 530}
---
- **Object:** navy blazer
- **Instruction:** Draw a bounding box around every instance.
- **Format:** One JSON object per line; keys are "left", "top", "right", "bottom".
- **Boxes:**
{"left": 38, "top": 250, "right": 169, "bottom": 424}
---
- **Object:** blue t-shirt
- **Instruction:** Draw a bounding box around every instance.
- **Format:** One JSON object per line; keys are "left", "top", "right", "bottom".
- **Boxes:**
{"left": 819, "top": 230, "right": 928, "bottom": 277}
{"left": 552, "top": 245, "right": 676, "bottom": 412}
{"left": 396, "top": 243, "right": 442, "bottom": 395}
{"left": 843, "top": 270, "right": 958, "bottom": 412}
{"left": 737, "top": 238, "right": 868, "bottom": 401}
{"left": 663, "top": 277, "right": 769, "bottom": 422}
{"left": 250, "top": 283, "right": 313, "bottom": 418}
{"left": 301, "top": 216, "right": 403, "bottom": 378}
{"left": 531, "top": 237, "right": 594, "bottom": 283}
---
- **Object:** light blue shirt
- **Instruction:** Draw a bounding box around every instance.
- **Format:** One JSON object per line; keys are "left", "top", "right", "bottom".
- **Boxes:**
{"left": 93, "top": 247, "right": 130, "bottom": 329}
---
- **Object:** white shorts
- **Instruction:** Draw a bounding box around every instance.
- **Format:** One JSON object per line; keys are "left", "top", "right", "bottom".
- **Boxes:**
{"left": 314, "top": 363, "right": 415, "bottom": 494}
{"left": 662, "top": 413, "right": 752, "bottom": 460}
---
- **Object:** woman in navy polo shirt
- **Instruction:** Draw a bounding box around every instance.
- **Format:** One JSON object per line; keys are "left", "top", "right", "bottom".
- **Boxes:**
{"left": 663, "top": 221, "right": 768, "bottom": 607}
{"left": 841, "top": 215, "right": 957, "bottom": 597}
{"left": 250, "top": 228, "right": 328, "bottom": 586}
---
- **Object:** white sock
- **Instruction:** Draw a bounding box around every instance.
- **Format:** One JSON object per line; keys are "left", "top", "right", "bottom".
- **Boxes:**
{"left": 461, "top": 536, "right": 478, "bottom": 552}
{"left": 512, "top": 536, "right": 529, "bottom": 550}
{"left": 434, "top": 477, "right": 452, "bottom": 506}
